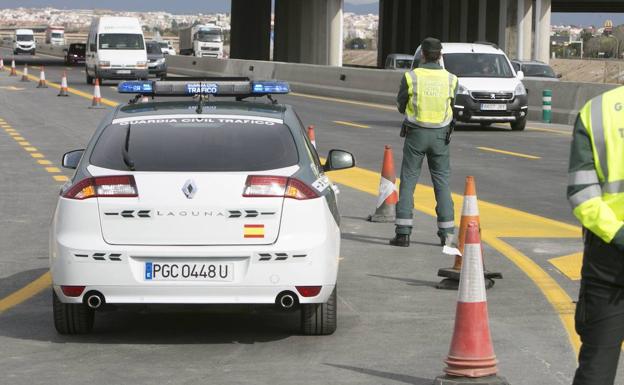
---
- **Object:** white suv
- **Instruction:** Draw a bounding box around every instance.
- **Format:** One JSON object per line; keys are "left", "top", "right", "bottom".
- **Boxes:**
{"left": 412, "top": 42, "right": 528, "bottom": 131}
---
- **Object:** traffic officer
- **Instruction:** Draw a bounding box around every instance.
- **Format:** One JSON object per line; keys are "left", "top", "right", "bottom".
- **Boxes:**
{"left": 389, "top": 37, "right": 458, "bottom": 247}
{"left": 568, "top": 86, "right": 624, "bottom": 385}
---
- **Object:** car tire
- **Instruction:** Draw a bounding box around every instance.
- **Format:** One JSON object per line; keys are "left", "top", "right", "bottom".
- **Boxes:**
{"left": 300, "top": 287, "right": 337, "bottom": 335}
{"left": 53, "top": 290, "right": 94, "bottom": 335}
{"left": 511, "top": 117, "right": 527, "bottom": 131}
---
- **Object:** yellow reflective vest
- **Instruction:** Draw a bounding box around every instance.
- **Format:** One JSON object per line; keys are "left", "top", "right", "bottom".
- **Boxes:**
{"left": 404, "top": 68, "right": 458, "bottom": 128}
{"left": 568, "top": 86, "right": 624, "bottom": 245}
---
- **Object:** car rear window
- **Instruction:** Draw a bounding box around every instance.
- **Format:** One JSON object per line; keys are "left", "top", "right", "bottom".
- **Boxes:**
{"left": 90, "top": 118, "right": 299, "bottom": 172}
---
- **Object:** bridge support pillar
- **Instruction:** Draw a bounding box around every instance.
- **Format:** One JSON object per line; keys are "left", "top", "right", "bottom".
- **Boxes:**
{"left": 230, "top": 0, "right": 272, "bottom": 60}
{"left": 274, "top": 0, "right": 343, "bottom": 66}
{"left": 535, "top": 0, "right": 552, "bottom": 63}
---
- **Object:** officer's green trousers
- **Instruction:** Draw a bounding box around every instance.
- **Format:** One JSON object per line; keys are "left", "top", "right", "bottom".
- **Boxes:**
{"left": 395, "top": 125, "right": 454, "bottom": 238}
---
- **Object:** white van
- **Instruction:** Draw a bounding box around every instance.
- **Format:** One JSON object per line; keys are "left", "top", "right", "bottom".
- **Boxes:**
{"left": 85, "top": 16, "right": 148, "bottom": 84}
{"left": 14, "top": 29, "right": 36, "bottom": 55}
{"left": 411, "top": 42, "right": 528, "bottom": 131}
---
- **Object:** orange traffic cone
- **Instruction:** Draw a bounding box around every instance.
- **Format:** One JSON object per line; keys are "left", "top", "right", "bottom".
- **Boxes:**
{"left": 307, "top": 125, "right": 316, "bottom": 148}
{"left": 140, "top": 95, "right": 150, "bottom": 103}
{"left": 367, "top": 145, "right": 398, "bottom": 222}
{"left": 20, "top": 64, "right": 29, "bottom": 82}
{"left": 437, "top": 176, "right": 501, "bottom": 290}
{"left": 433, "top": 222, "right": 509, "bottom": 385}
{"left": 9, "top": 59, "right": 16, "bottom": 76}
{"left": 36, "top": 65, "right": 47, "bottom": 88}
{"left": 58, "top": 71, "right": 69, "bottom": 96}
{"left": 89, "top": 78, "right": 103, "bottom": 108}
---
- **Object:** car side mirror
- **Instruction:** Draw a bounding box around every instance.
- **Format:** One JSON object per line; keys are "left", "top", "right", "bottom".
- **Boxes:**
{"left": 516, "top": 70, "right": 524, "bottom": 81}
{"left": 62, "top": 149, "right": 84, "bottom": 169}
{"left": 323, "top": 149, "right": 355, "bottom": 172}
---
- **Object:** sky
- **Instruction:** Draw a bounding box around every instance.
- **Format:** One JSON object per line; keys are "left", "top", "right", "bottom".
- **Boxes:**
{"left": 0, "top": 0, "right": 622, "bottom": 27}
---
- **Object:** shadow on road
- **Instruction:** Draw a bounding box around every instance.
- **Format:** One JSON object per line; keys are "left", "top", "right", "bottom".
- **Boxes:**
{"left": 368, "top": 274, "right": 438, "bottom": 288}
{"left": 325, "top": 363, "right": 433, "bottom": 384}
{"left": 454, "top": 124, "right": 510, "bottom": 132}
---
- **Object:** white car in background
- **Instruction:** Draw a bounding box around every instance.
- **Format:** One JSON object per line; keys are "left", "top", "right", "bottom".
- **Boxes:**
{"left": 157, "top": 40, "right": 176, "bottom": 55}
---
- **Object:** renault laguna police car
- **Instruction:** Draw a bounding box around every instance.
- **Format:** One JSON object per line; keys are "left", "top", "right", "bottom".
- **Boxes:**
{"left": 51, "top": 78, "right": 354, "bottom": 335}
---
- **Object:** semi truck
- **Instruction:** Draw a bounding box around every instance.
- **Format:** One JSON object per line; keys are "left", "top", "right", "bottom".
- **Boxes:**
{"left": 178, "top": 24, "right": 224, "bottom": 58}
{"left": 45, "top": 26, "right": 65, "bottom": 45}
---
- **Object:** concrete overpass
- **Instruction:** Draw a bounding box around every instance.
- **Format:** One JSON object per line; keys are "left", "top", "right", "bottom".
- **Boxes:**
{"left": 227, "top": 0, "right": 624, "bottom": 67}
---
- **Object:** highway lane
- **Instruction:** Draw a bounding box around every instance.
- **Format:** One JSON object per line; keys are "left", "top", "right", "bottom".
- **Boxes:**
{"left": 1, "top": 48, "right": 575, "bottom": 225}
{"left": 0, "top": 66, "right": 589, "bottom": 385}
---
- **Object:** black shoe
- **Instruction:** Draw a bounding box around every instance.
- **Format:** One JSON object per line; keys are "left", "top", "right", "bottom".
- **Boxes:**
{"left": 389, "top": 234, "right": 410, "bottom": 247}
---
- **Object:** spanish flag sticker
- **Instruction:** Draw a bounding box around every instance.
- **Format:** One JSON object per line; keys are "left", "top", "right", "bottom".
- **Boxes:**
{"left": 244, "top": 224, "right": 265, "bottom": 238}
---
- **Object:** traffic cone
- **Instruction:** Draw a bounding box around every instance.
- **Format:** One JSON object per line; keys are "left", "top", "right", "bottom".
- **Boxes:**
{"left": 20, "top": 64, "right": 29, "bottom": 82}
{"left": 307, "top": 125, "right": 316, "bottom": 148}
{"left": 36, "top": 65, "right": 47, "bottom": 88}
{"left": 89, "top": 78, "right": 103, "bottom": 108}
{"left": 367, "top": 145, "right": 398, "bottom": 222}
{"left": 437, "top": 176, "right": 502, "bottom": 290}
{"left": 0, "top": 58, "right": 4, "bottom": 71}
{"left": 140, "top": 95, "right": 149, "bottom": 103}
{"left": 57, "top": 71, "right": 69, "bottom": 97}
{"left": 433, "top": 222, "right": 509, "bottom": 385}
{"left": 9, "top": 59, "right": 16, "bottom": 76}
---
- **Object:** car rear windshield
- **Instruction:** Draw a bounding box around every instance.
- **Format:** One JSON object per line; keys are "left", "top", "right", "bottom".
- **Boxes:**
{"left": 99, "top": 33, "right": 144, "bottom": 50}
{"left": 70, "top": 44, "right": 85, "bottom": 53}
{"left": 146, "top": 42, "right": 162, "bottom": 54}
{"left": 90, "top": 118, "right": 299, "bottom": 172}
{"left": 395, "top": 59, "right": 412, "bottom": 69}
{"left": 443, "top": 53, "right": 514, "bottom": 78}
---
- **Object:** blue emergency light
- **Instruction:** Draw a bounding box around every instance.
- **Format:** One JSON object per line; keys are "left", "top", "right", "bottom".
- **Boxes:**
{"left": 117, "top": 78, "right": 290, "bottom": 98}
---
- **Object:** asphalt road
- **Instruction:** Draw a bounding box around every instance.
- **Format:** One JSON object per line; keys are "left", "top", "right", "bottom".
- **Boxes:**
{"left": 0, "top": 49, "right": 614, "bottom": 385}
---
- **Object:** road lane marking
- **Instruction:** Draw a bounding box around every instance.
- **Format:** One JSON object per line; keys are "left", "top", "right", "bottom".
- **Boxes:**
{"left": 549, "top": 252, "right": 583, "bottom": 281}
{"left": 334, "top": 120, "right": 370, "bottom": 129}
{"left": 0, "top": 272, "right": 51, "bottom": 313}
{"left": 477, "top": 146, "right": 541, "bottom": 160}
{"left": 13, "top": 136, "right": 25, "bottom": 141}
{"left": 527, "top": 127, "right": 572, "bottom": 136}
{"left": 17, "top": 141, "right": 30, "bottom": 146}
{"left": 30, "top": 153, "right": 44, "bottom": 158}
{"left": 326, "top": 164, "right": 580, "bottom": 354}
{"left": 24, "top": 147, "right": 38, "bottom": 152}
{"left": 37, "top": 159, "right": 52, "bottom": 165}
{"left": 45, "top": 167, "right": 61, "bottom": 173}
{"left": 53, "top": 175, "right": 69, "bottom": 182}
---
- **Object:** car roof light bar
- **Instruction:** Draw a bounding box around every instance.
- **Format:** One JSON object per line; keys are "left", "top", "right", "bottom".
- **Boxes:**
{"left": 118, "top": 78, "right": 290, "bottom": 98}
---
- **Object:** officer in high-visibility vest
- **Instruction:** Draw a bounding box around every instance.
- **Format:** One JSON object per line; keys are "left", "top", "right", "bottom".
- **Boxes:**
{"left": 568, "top": 87, "right": 624, "bottom": 385}
{"left": 390, "top": 37, "right": 458, "bottom": 247}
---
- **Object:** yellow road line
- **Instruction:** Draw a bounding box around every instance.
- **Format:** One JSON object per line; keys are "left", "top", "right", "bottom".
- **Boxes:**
{"left": 527, "top": 127, "right": 572, "bottom": 136}
{"left": 24, "top": 147, "right": 37, "bottom": 152}
{"left": 30, "top": 153, "right": 44, "bottom": 158}
{"left": 477, "top": 146, "right": 541, "bottom": 160}
{"left": 0, "top": 272, "right": 51, "bottom": 313}
{"left": 37, "top": 159, "right": 52, "bottom": 165}
{"left": 53, "top": 175, "right": 69, "bottom": 182}
{"left": 549, "top": 252, "right": 583, "bottom": 281}
{"left": 17, "top": 141, "right": 30, "bottom": 146}
{"left": 333, "top": 120, "right": 370, "bottom": 129}
{"left": 13, "top": 136, "right": 25, "bottom": 141}
{"left": 290, "top": 92, "right": 396, "bottom": 111}
{"left": 45, "top": 167, "right": 61, "bottom": 173}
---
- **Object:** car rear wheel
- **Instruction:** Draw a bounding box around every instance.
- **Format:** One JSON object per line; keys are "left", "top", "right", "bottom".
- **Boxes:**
{"left": 53, "top": 290, "right": 94, "bottom": 335}
{"left": 300, "top": 287, "right": 337, "bottom": 335}
{"left": 511, "top": 117, "right": 527, "bottom": 131}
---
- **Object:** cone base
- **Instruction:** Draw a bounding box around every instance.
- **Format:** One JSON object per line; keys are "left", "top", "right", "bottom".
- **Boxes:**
{"left": 438, "top": 268, "right": 503, "bottom": 280}
{"left": 367, "top": 214, "right": 395, "bottom": 223}
{"left": 433, "top": 375, "right": 509, "bottom": 385}
{"left": 57, "top": 93, "right": 69, "bottom": 97}
{"left": 367, "top": 203, "right": 396, "bottom": 223}
{"left": 37, "top": 83, "right": 48, "bottom": 88}
{"left": 436, "top": 277, "right": 495, "bottom": 291}
{"left": 20, "top": 77, "right": 28, "bottom": 82}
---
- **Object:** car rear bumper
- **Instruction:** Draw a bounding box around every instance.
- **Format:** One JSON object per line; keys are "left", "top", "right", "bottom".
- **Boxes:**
{"left": 97, "top": 68, "right": 149, "bottom": 79}
{"left": 454, "top": 94, "right": 528, "bottom": 123}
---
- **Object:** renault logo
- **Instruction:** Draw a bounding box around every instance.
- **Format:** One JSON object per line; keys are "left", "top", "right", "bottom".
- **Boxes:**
{"left": 182, "top": 180, "right": 198, "bottom": 199}
{"left": 491, "top": 93, "right": 496, "bottom": 99}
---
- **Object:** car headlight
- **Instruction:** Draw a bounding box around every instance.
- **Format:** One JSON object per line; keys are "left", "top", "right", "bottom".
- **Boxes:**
{"left": 156, "top": 58, "right": 166, "bottom": 65}
{"left": 514, "top": 83, "right": 527, "bottom": 96}
{"left": 136, "top": 61, "right": 147, "bottom": 68}
{"left": 457, "top": 84, "right": 470, "bottom": 95}
{"left": 98, "top": 60, "right": 110, "bottom": 67}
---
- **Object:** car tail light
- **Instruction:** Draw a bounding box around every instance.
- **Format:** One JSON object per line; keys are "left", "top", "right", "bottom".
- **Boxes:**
{"left": 61, "top": 285, "right": 85, "bottom": 297}
{"left": 296, "top": 286, "right": 322, "bottom": 297}
{"left": 63, "top": 175, "right": 138, "bottom": 200}
{"left": 243, "top": 175, "right": 318, "bottom": 200}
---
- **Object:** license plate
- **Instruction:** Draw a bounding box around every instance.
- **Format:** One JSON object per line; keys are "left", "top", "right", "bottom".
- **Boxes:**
{"left": 145, "top": 262, "right": 234, "bottom": 281}
{"left": 117, "top": 69, "right": 131, "bottom": 74}
{"left": 480, "top": 103, "right": 506, "bottom": 111}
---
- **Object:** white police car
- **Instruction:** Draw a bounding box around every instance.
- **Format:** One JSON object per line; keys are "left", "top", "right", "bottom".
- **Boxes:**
{"left": 51, "top": 78, "right": 354, "bottom": 335}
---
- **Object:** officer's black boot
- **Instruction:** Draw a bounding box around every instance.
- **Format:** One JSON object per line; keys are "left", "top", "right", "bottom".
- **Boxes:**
{"left": 389, "top": 234, "right": 410, "bottom": 247}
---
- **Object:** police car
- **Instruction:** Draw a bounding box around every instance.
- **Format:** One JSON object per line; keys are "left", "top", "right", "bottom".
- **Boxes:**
{"left": 51, "top": 78, "right": 354, "bottom": 335}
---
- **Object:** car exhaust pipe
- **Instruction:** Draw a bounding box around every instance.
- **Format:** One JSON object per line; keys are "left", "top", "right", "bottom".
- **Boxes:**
{"left": 276, "top": 291, "right": 298, "bottom": 310}
{"left": 85, "top": 292, "right": 104, "bottom": 309}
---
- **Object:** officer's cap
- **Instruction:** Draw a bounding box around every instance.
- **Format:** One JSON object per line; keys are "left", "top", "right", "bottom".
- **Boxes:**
{"left": 422, "top": 37, "right": 442, "bottom": 53}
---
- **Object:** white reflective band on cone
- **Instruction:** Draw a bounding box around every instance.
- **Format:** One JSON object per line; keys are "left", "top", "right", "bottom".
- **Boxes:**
{"left": 461, "top": 196, "right": 479, "bottom": 216}
{"left": 376, "top": 177, "right": 396, "bottom": 208}
{"left": 457, "top": 244, "right": 487, "bottom": 303}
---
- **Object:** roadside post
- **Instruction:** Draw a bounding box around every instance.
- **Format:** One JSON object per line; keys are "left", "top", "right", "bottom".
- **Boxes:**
{"left": 542, "top": 89, "right": 552, "bottom": 123}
